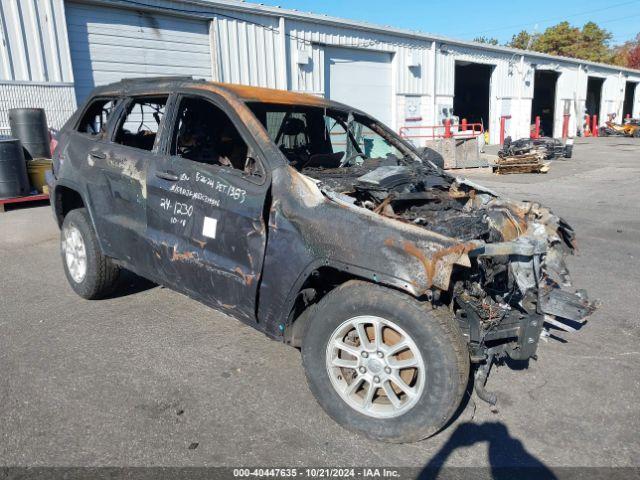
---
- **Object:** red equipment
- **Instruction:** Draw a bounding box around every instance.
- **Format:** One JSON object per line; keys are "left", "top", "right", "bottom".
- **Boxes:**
{"left": 562, "top": 114, "right": 570, "bottom": 139}
{"left": 399, "top": 123, "right": 484, "bottom": 141}
{"left": 500, "top": 115, "right": 511, "bottom": 145}
{"left": 532, "top": 116, "right": 541, "bottom": 139}
{"left": 444, "top": 119, "right": 452, "bottom": 139}
{"left": 584, "top": 114, "right": 591, "bottom": 137}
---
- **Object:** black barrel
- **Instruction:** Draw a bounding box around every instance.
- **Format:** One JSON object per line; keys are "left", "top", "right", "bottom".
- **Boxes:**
{"left": 8, "top": 108, "right": 51, "bottom": 160}
{"left": 0, "top": 139, "right": 30, "bottom": 199}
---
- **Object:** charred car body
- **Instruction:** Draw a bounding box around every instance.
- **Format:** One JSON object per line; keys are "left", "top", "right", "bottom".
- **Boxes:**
{"left": 48, "top": 77, "right": 596, "bottom": 443}
{"left": 499, "top": 136, "right": 573, "bottom": 160}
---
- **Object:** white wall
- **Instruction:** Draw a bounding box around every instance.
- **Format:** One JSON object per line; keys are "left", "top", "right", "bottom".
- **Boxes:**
{"left": 0, "top": 0, "right": 74, "bottom": 83}
{"left": 1, "top": 0, "right": 639, "bottom": 142}
{"left": 0, "top": 0, "right": 76, "bottom": 136}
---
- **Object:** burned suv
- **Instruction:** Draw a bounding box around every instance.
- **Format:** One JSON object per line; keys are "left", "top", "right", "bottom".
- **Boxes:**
{"left": 48, "top": 77, "right": 595, "bottom": 443}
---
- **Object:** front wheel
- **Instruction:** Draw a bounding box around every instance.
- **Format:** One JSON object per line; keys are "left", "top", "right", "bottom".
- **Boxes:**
{"left": 301, "top": 281, "right": 469, "bottom": 443}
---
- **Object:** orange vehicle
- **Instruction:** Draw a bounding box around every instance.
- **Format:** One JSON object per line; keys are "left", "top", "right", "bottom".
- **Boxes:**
{"left": 599, "top": 117, "right": 640, "bottom": 137}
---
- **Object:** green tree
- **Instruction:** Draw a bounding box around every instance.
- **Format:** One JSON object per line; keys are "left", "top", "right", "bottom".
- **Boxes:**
{"left": 504, "top": 21, "right": 617, "bottom": 65}
{"left": 473, "top": 36, "right": 499, "bottom": 45}
{"left": 533, "top": 21, "right": 582, "bottom": 57}
{"left": 507, "top": 30, "right": 537, "bottom": 50}
{"left": 575, "top": 22, "right": 614, "bottom": 62}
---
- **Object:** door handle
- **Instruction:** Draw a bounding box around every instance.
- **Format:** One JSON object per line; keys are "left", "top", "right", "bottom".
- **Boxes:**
{"left": 155, "top": 170, "right": 179, "bottom": 182}
{"left": 89, "top": 151, "right": 106, "bottom": 160}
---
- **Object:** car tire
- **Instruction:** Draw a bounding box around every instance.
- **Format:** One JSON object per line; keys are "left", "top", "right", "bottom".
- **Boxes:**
{"left": 301, "top": 280, "right": 469, "bottom": 443}
{"left": 60, "top": 208, "right": 120, "bottom": 299}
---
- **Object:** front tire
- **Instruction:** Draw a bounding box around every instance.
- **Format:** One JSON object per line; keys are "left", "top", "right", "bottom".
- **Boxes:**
{"left": 301, "top": 281, "right": 469, "bottom": 443}
{"left": 60, "top": 208, "right": 120, "bottom": 299}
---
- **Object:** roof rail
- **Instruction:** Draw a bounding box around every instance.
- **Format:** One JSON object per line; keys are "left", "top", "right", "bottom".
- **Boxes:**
{"left": 120, "top": 76, "right": 194, "bottom": 83}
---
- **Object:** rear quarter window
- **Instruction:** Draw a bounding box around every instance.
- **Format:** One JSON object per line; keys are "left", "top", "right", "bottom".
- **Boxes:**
{"left": 76, "top": 98, "right": 119, "bottom": 137}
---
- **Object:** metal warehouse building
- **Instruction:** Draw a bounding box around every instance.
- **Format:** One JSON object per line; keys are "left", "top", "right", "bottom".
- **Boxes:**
{"left": 2, "top": 0, "right": 640, "bottom": 144}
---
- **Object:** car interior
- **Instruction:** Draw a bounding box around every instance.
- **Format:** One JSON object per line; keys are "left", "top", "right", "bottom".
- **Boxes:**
{"left": 170, "top": 97, "right": 249, "bottom": 171}
{"left": 248, "top": 103, "right": 403, "bottom": 171}
{"left": 77, "top": 98, "right": 117, "bottom": 136}
{"left": 113, "top": 96, "right": 168, "bottom": 151}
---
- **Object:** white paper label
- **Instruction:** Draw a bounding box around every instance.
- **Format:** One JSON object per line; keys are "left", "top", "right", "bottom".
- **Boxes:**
{"left": 202, "top": 217, "right": 218, "bottom": 239}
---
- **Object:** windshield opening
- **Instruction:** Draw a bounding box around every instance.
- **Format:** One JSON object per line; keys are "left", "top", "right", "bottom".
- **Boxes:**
{"left": 247, "top": 103, "right": 418, "bottom": 170}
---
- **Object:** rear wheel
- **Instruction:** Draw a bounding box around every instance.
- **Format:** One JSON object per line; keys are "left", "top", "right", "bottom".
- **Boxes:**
{"left": 301, "top": 281, "right": 469, "bottom": 443}
{"left": 61, "top": 208, "right": 120, "bottom": 299}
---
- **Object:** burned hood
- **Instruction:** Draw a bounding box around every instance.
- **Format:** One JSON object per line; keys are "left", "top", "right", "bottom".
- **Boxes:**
{"left": 302, "top": 161, "right": 569, "bottom": 246}
{"left": 300, "top": 161, "right": 597, "bottom": 326}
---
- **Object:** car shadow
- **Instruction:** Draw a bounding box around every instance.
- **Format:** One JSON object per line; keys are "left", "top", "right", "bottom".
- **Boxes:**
{"left": 104, "top": 269, "right": 157, "bottom": 299}
{"left": 419, "top": 421, "right": 557, "bottom": 480}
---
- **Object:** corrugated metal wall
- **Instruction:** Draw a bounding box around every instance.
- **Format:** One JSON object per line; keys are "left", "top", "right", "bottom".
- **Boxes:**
{"left": 631, "top": 81, "right": 640, "bottom": 118}
{"left": 285, "top": 19, "right": 431, "bottom": 95}
{"left": 65, "top": 1, "right": 213, "bottom": 103}
{"left": 0, "top": 0, "right": 73, "bottom": 83}
{"left": 2, "top": 0, "right": 640, "bottom": 141}
{"left": 213, "top": 10, "right": 283, "bottom": 88}
{"left": 435, "top": 44, "right": 524, "bottom": 143}
{"left": 0, "top": 0, "right": 75, "bottom": 136}
{"left": 600, "top": 71, "right": 625, "bottom": 120}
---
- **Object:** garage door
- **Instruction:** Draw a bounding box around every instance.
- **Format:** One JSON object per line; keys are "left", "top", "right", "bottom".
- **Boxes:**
{"left": 325, "top": 47, "right": 393, "bottom": 127}
{"left": 65, "top": 2, "right": 212, "bottom": 103}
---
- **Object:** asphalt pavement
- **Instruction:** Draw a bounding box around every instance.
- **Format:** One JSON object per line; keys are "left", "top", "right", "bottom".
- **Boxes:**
{"left": 1, "top": 137, "right": 639, "bottom": 469}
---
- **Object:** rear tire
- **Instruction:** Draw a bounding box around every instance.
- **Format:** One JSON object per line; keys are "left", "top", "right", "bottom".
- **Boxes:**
{"left": 60, "top": 208, "right": 120, "bottom": 299}
{"left": 301, "top": 281, "right": 469, "bottom": 443}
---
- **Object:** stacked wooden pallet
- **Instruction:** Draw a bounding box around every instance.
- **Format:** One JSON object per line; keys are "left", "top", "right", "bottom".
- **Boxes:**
{"left": 494, "top": 152, "right": 550, "bottom": 175}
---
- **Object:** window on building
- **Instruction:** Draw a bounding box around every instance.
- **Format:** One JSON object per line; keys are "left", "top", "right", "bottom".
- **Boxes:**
{"left": 113, "top": 96, "right": 168, "bottom": 151}
{"left": 170, "top": 97, "right": 250, "bottom": 173}
{"left": 77, "top": 98, "right": 118, "bottom": 136}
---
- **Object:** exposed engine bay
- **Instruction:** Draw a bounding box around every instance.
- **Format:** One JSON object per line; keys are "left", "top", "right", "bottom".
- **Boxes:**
{"left": 300, "top": 154, "right": 597, "bottom": 365}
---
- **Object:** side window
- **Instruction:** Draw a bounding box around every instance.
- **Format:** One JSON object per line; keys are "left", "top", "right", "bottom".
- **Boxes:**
{"left": 170, "top": 97, "right": 251, "bottom": 173}
{"left": 113, "top": 96, "right": 168, "bottom": 151}
{"left": 77, "top": 98, "right": 118, "bottom": 136}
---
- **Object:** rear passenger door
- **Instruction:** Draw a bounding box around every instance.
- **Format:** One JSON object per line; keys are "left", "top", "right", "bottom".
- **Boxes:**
{"left": 146, "top": 93, "right": 269, "bottom": 323}
{"left": 91, "top": 95, "right": 170, "bottom": 270}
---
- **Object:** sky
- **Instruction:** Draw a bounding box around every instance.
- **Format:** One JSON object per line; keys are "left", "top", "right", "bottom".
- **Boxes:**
{"left": 256, "top": 0, "right": 640, "bottom": 46}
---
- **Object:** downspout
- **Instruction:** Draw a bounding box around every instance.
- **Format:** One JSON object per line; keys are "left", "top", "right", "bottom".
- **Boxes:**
{"left": 278, "top": 16, "right": 289, "bottom": 91}
{"left": 431, "top": 40, "right": 437, "bottom": 127}
{"left": 618, "top": 71, "right": 624, "bottom": 119}
{"left": 574, "top": 65, "right": 583, "bottom": 135}
{"left": 518, "top": 55, "right": 525, "bottom": 140}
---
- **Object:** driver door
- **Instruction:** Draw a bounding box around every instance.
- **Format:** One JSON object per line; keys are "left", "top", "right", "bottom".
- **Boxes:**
{"left": 146, "top": 93, "right": 269, "bottom": 323}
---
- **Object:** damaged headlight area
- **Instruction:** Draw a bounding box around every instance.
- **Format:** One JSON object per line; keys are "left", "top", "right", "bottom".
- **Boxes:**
{"left": 460, "top": 233, "right": 596, "bottom": 365}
